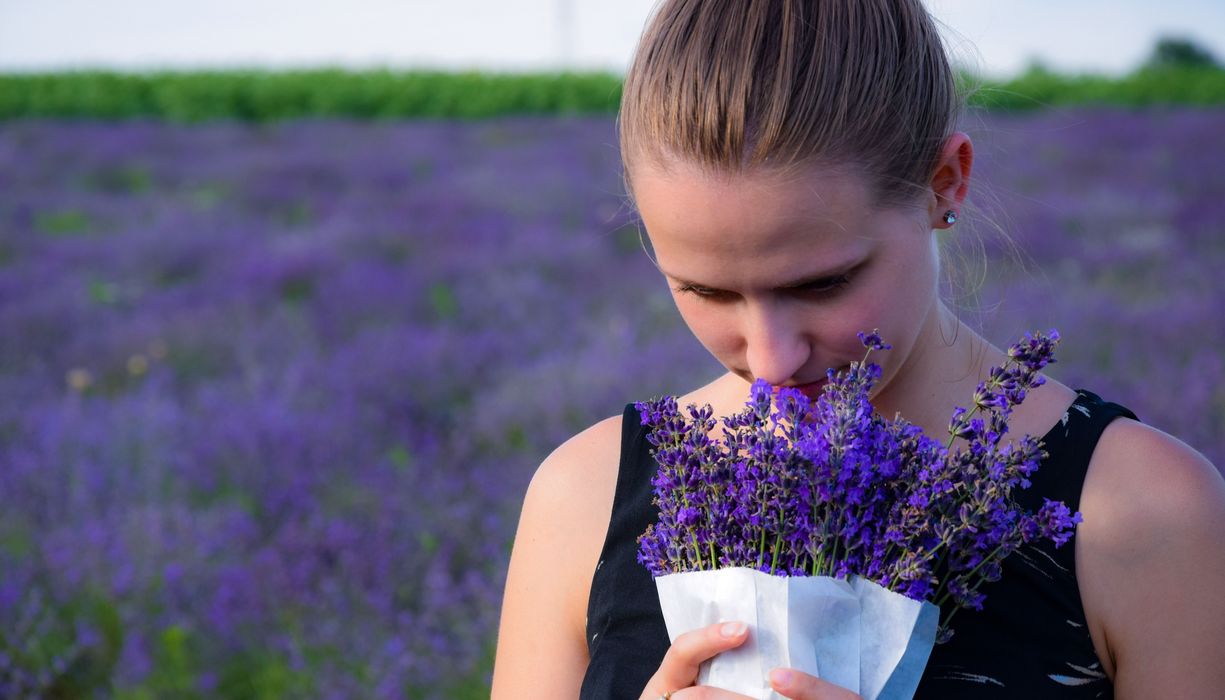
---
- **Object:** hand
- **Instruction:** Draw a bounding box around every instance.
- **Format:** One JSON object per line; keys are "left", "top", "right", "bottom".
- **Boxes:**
{"left": 638, "top": 621, "right": 863, "bottom": 700}
{"left": 638, "top": 621, "right": 748, "bottom": 699}
{"left": 767, "top": 668, "right": 863, "bottom": 700}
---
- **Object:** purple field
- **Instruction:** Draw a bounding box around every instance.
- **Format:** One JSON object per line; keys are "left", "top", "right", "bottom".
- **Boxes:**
{"left": 1, "top": 108, "right": 1222, "bottom": 698}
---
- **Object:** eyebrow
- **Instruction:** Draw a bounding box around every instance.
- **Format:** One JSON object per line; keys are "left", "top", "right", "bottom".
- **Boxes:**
{"left": 661, "top": 258, "right": 863, "bottom": 291}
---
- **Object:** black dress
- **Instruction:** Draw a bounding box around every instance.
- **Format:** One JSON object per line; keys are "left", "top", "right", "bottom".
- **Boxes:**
{"left": 580, "top": 389, "right": 1137, "bottom": 699}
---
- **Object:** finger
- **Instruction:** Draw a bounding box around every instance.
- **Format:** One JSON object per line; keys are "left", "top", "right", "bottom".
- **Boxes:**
{"left": 769, "top": 668, "right": 863, "bottom": 700}
{"left": 638, "top": 621, "right": 749, "bottom": 700}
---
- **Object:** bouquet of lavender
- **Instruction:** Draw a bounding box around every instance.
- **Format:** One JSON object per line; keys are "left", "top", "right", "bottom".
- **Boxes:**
{"left": 636, "top": 330, "right": 1080, "bottom": 700}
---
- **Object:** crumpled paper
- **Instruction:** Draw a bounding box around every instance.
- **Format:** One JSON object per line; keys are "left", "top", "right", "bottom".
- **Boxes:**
{"left": 656, "top": 567, "right": 938, "bottom": 700}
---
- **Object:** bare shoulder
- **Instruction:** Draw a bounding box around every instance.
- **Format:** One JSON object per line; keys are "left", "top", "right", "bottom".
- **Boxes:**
{"left": 1083, "top": 418, "right": 1224, "bottom": 518}
{"left": 522, "top": 411, "right": 628, "bottom": 577}
{"left": 1076, "top": 417, "right": 1225, "bottom": 696}
{"left": 491, "top": 410, "right": 626, "bottom": 697}
{"left": 514, "top": 411, "right": 627, "bottom": 626}
{"left": 530, "top": 411, "right": 626, "bottom": 520}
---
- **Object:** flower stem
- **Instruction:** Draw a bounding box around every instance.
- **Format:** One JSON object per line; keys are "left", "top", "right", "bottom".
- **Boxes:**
{"left": 770, "top": 535, "right": 783, "bottom": 574}
{"left": 933, "top": 542, "right": 1007, "bottom": 609}
{"left": 757, "top": 525, "right": 767, "bottom": 570}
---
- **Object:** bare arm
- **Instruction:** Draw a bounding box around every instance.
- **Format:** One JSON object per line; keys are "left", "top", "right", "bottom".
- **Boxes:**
{"left": 1077, "top": 419, "right": 1225, "bottom": 698}
{"left": 491, "top": 415, "right": 622, "bottom": 698}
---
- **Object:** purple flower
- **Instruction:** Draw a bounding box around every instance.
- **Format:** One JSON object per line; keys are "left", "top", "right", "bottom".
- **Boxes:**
{"left": 638, "top": 329, "right": 1077, "bottom": 644}
{"left": 857, "top": 329, "right": 892, "bottom": 352}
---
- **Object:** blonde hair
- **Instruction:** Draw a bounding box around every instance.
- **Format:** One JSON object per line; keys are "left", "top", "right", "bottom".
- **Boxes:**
{"left": 619, "top": 0, "right": 966, "bottom": 213}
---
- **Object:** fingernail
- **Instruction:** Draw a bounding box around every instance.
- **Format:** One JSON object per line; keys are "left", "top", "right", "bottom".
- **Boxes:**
{"left": 720, "top": 621, "right": 746, "bottom": 637}
{"left": 769, "top": 668, "right": 793, "bottom": 688}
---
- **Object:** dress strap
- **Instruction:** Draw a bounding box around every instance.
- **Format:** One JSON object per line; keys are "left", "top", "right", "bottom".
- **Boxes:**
{"left": 584, "top": 404, "right": 663, "bottom": 647}
{"left": 580, "top": 404, "right": 671, "bottom": 698}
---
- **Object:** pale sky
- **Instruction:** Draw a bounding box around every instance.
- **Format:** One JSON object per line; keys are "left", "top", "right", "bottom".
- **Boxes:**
{"left": 2, "top": 0, "right": 1224, "bottom": 79}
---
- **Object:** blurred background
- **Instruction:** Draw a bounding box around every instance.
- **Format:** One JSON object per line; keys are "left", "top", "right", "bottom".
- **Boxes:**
{"left": 1, "top": 2, "right": 1223, "bottom": 699}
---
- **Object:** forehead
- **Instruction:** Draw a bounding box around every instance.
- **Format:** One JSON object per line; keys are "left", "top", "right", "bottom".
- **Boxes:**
{"left": 632, "top": 161, "right": 887, "bottom": 283}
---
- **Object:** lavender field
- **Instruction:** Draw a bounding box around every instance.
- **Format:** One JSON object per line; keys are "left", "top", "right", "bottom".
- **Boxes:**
{"left": 1, "top": 107, "right": 1222, "bottom": 698}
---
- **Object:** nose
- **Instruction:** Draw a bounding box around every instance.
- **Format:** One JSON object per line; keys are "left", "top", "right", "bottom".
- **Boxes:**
{"left": 742, "top": 302, "right": 810, "bottom": 386}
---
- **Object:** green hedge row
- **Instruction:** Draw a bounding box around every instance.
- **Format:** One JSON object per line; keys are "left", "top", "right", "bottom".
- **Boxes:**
{"left": 0, "top": 70, "right": 625, "bottom": 122}
{"left": 967, "top": 64, "right": 1225, "bottom": 110}
{"left": 1, "top": 65, "right": 1223, "bottom": 121}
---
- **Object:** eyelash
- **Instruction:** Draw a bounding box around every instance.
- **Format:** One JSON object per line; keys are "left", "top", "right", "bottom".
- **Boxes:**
{"left": 675, "top": 274, "right": 851, "bottom": 300}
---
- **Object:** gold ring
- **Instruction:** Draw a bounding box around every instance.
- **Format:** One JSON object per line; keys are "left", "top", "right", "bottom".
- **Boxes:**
{"left": 659, "top": 692, "right": 673, "bottom": 700}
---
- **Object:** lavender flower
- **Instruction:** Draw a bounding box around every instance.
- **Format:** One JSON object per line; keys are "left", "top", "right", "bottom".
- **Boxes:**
{"left": 638, "top": 329, "right": 1078, "bottom": 641}
{"left": 7, "top": 109, "right": 1213, "bottom": 696}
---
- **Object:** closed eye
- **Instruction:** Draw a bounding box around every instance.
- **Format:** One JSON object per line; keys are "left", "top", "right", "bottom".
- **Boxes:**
{"left": 788, "top": 274, "right": 851, "bottom": 295}
{"left": 674, "top": 274, "right": 851, "bottom": 300}
{"left": 673, "top": 283, "right": 730, "bottom": 299}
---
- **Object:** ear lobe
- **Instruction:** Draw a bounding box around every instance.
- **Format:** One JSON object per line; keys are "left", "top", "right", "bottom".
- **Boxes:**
{"left": 927, "top": 132, "right": 973, "bottom": 227}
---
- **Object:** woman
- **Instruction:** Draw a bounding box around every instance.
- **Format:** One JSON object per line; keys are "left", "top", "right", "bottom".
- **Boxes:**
{"left": 492, "top": 1, "right": 1225, "bottom": 697}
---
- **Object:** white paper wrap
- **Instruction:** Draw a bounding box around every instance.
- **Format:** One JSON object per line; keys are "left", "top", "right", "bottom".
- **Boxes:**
{"left": 655, "top": 567, "right": 938, "bottom": 700}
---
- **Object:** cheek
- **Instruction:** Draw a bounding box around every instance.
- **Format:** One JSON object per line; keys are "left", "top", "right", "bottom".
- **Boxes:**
{"left": 673, "top": 298, "right": 739, "bottom": 355}
{"left": 857, "top": 247, "right": 938, "bottom": 332}
{"left": 824, "top": 281, "right": 919, "bottom": 359}
{"left": 851, "top": 260, "right": 938, "bottom": 367}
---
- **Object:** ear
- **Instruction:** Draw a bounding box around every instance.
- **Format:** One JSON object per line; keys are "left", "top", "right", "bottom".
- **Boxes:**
{"left": 926, "top": 132, "right": 973, "bottom": 229}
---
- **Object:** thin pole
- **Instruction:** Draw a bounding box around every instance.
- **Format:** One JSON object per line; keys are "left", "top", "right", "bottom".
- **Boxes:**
{"left": 557, "top": 0, "right": 574, "bottom": 68}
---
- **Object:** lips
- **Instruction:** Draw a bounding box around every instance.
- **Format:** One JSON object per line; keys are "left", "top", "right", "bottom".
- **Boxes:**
{"left": 794, "top": 379, "right": 830, "bottom": 400}
{"left": 772, "top": 377, "right": 830, "bottom": 400}
{"left": 770, "top": 366, "right": 850, "bottom": 400}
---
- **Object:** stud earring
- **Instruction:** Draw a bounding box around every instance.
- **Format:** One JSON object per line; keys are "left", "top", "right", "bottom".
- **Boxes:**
{"left": 942, "top": 209, "right": 957, "bottom": 225}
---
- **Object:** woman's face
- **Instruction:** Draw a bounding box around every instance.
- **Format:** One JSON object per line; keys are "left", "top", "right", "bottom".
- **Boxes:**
{"left": 632, "top": 160, "right": 945, "bottom": 400}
